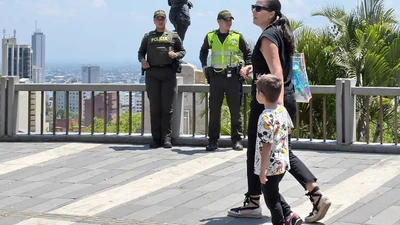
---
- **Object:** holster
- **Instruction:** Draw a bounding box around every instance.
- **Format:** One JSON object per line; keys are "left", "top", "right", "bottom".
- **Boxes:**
{"left": 205, "top": 67, "right": 214, "bottom": 84}
{"left": 172, "top": 59, "right": 182, "bottom": 73}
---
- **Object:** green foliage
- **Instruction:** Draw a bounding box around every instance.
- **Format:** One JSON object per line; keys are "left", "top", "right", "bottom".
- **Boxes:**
{"left": 84, "top": 110, "right": 141, "bottom": 133}
{"left": 294, "top": 0, "right": 400, "bottom": 142}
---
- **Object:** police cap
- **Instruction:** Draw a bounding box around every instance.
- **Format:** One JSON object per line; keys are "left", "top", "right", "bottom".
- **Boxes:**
{"left": 217, "top": 10, "right": 234, "bottom": 20}
{"left": 153, "top": 10, "right": 167, "bottom": 19}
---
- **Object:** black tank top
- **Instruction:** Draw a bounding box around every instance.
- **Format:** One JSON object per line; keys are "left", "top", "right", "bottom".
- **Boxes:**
{"left": 251, "top": 26, "right": 294, "bottom": 94}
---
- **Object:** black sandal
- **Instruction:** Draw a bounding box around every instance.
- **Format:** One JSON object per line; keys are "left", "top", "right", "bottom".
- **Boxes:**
{"left": 305, "top": 186, "right": 331, "bottom": 223}
{"left": 227, "top": 194, "right": 262, "bottom": 218}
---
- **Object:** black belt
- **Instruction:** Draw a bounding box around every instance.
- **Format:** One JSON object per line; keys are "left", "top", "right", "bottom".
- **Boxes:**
{"left": 214, "top": 70, "right": 226, "bottom": 75}
{"left": 151, "top": 64, "right": 172, "bottom": 68}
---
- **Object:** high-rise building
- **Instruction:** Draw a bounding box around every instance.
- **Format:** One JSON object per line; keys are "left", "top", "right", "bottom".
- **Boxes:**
{"left": 32, "top": 65, "right": 43, "bottom": 83}
{"left": 82, "top": 65, "right": 100, "bottom": 83}
{"left": 31, "top": 22, "right": 45, "bottom": 79}
{"left": 2, "top": 29, "right": 33, "bottom": 79}
{"left": 2, "top": 29, "right": 16, "bottom": 76}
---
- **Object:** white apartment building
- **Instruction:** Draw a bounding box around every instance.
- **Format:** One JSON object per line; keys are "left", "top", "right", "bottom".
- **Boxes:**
{"left": 55, "top": 91, "right": 82, "bottom": 113}
{"left": 119, "top": 92, "right": 142, "bottom": 114}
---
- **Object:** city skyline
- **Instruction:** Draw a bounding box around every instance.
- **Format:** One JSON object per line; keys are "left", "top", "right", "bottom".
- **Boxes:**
{"left": 0, "top": 0, "right": 399, "bottom": 67}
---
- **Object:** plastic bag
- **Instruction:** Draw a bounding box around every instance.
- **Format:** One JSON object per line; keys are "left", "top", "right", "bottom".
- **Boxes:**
{"left": 292, "top": 53, "right": 312, "bottom": 103}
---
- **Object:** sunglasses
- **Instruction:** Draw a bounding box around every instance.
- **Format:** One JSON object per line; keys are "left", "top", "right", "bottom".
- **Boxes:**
{"left": 251, "top": 4, "right": 271, "bottom": 12}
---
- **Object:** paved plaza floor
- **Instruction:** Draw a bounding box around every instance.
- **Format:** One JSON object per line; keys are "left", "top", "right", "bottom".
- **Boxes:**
{"left": 0, "top": 142, "right": 399, "bottom": 225}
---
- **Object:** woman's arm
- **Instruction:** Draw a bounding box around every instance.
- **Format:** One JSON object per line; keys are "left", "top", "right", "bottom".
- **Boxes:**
{"left": 260, "top": 37, "right": 284, "bottom": 105}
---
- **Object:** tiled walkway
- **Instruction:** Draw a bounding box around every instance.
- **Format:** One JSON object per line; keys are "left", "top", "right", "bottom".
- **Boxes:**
{"left": 0, "top": 142, "right": 399, "bottom": 225}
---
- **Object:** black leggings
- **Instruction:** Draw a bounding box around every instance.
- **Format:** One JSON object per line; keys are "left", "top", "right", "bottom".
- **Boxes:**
{"left": 262, "top": 173, "right": 291, "bottom": 225}
{"left": 247, "top": 86, "right": 317, "bottom": 196}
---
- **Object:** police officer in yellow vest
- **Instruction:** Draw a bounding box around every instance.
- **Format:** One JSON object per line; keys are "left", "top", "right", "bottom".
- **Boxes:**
{"left": 138, "top": 10, "right": 186, "bottom": 148}
{"left": 199, "top": 10, "right": 252, "bottom": 151}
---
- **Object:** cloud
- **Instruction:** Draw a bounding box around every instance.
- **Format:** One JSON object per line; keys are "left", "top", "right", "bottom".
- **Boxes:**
{"left": 14, "top": 0, "right": 108, "bottom": 18}
{"left": 193, "top": 11, "right": 215, "bottom": 17}
{"left": 92, "top": 0, "right": 106, "bottom": 8}
{"left": 15, "top": 0, "right": 76, "bottom": 17}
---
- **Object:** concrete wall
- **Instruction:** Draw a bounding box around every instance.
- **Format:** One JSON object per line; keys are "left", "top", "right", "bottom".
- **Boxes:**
{"left": 17, "top": 91, "right": 47, "bottom": 133}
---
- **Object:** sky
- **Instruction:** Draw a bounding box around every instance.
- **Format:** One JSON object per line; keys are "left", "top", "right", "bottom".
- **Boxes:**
{"left": 0, "top": 0, "right": 399, "bottom": 68}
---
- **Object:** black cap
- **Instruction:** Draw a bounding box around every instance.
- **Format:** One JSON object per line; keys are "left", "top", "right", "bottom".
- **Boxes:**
{"left": 153, "top": 10, "right": 166, "bottom": 19}
{"left": 217, "top": 10, "right": 234, "bottom": 20}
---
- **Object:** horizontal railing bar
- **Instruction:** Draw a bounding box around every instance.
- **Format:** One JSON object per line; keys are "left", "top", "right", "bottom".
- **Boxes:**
{"left": 15, "top": 84, "right": 147, "bottom": 92}
{"left": 15, "top": 83, "right": 337, "bottom": 95}
{"left": 310, "top": 86, "right": 336, "bottom": 94}
{"left": 178, "top": 85, "right": 336, "bottom": 94}
{"left": 352, "top": 87, "right": 400, "bottom": 96}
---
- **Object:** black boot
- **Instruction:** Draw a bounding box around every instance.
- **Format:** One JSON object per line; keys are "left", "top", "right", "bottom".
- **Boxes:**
{"left": 163, "top": 136, "right": 172, "bottom": 148}
{"left": 206, "top": 141, "right": 218, "bottom": 151}
{"left": 233, "top": 141, "right": 243, "bottom": 150}
{"left": 149, "top": 139, "right": 161, "bottom": 148}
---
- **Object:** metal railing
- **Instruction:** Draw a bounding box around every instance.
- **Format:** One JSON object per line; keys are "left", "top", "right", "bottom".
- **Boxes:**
{"left": 0, "top": 76, "right": 399, "bottom": 153}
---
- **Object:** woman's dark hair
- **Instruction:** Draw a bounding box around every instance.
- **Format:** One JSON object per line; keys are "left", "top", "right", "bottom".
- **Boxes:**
{"left": 264, "top": 0, "right": 295, "bottom": 56}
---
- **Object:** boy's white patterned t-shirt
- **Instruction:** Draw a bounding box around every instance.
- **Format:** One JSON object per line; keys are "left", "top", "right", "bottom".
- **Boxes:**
{"left": 254, "top": 106, "right": 294, "bottom": 176}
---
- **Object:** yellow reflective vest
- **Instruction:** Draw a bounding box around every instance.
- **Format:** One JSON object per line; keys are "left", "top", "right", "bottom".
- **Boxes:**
{"left": 207, "top": 30, "right": 242, "bottom": 70}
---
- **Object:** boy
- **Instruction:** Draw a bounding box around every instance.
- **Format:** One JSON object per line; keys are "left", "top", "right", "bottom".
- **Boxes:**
{"left": 254, "top": 74, "right": 302, "bottom": 225}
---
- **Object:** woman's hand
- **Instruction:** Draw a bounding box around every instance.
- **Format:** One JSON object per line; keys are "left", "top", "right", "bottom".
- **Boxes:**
{"left": 240, "top": 65, "right": 253, "bottom": 79}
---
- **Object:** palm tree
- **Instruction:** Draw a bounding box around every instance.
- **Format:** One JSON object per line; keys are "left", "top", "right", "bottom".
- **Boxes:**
{"left": 312, "top": 0, "right": 400, "bottom": 142}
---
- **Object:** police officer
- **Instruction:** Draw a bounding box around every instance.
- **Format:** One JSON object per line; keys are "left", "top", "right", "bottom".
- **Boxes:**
{"left": 138, "top": 10, "right": 186, "bottom": 148}
{"left": 199, "top": 10, "right": 252, "bottom": 151}
{"left": 167, "top": 0, "right": 193, "bottom": 41}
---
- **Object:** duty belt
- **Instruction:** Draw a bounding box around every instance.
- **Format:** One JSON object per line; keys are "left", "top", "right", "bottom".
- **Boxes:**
{"left": 151, "top": 64, "right": 172, "bottom": 68}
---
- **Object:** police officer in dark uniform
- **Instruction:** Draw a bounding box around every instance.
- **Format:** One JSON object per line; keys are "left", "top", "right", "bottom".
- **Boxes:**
{"left": 138, "top": 10, "right": 186, "bottom": 148}
{"left": 199, "top": 10, "right": 252, "bottom": 151}
{"left": 167, "top": 0, "right": 193, "bottom": 41}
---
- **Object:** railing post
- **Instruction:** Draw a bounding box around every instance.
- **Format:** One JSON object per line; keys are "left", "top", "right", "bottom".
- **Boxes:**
{"left": 0, "top": 77, "right": 7, "bottom": 137}
{"left": 335, "top": 78, "right": 344, "bottom": 144}
{"left": 172, "top": 77, "right": 184, "bottom": 140}
{"left": 7, "top": 76, "right": 19, "bottom": 136}
{"left": 343, "top": 79, "right": 356, "bottom": 145}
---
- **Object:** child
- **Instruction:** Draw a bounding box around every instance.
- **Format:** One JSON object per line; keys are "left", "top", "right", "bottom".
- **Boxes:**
{"left": 254, "top": 74, "right": 303, "bottom": 225}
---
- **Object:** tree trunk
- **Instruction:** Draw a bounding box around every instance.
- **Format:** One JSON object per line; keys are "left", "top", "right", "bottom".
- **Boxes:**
{"left": 373, "top": 123, "right": 381, "bottom": 143}
{"left": 356, "top": 96, "right": 368, "bottom": 142}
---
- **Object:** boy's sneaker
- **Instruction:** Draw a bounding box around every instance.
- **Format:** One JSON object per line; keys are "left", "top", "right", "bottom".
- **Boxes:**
{"left": 227, "top": 195, "right": 262, "bottom": 218}
{"left": 305, "top": 194, "right": 331, "bottom": 223}
{"left": 284, "top": 213, "right": 303, "bottom": 225}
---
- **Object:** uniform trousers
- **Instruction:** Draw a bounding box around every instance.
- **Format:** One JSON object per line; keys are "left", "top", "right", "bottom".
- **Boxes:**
{"left": 145, "top": 67, "right": 177, "bottom": 142}
{"left": 208, "top": 72, "right": 242, "bottom": 143}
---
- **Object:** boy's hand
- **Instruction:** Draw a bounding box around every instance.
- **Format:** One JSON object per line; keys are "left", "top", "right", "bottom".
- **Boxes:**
{"left": 259, "top": 171, "right": 268, "bottom": 184}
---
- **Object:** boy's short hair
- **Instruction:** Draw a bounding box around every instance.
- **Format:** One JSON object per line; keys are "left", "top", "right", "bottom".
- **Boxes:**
{"left": 256, "top": 74, "right": 282, "bottom": 103}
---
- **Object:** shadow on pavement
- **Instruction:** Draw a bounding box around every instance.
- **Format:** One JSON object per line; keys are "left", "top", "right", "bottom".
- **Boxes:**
{"left": 109, "top": 145, "right": 149, "bottom": 151}
{"left": 200, "top": 216, "right": 270, "bottom": 225}
{"left": 171, "top": 148, "right": 232, "bottom": 155}
{"left": 199, "top": 216, "right": 326, "bottom": 225}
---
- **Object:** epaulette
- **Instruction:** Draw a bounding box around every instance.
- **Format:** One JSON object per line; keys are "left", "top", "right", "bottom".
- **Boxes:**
{"left": 231, "top": 30, "right": 241, "bottom": 34}
{"left": 207, "top": 29, "right": 217, "bottom": 34}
